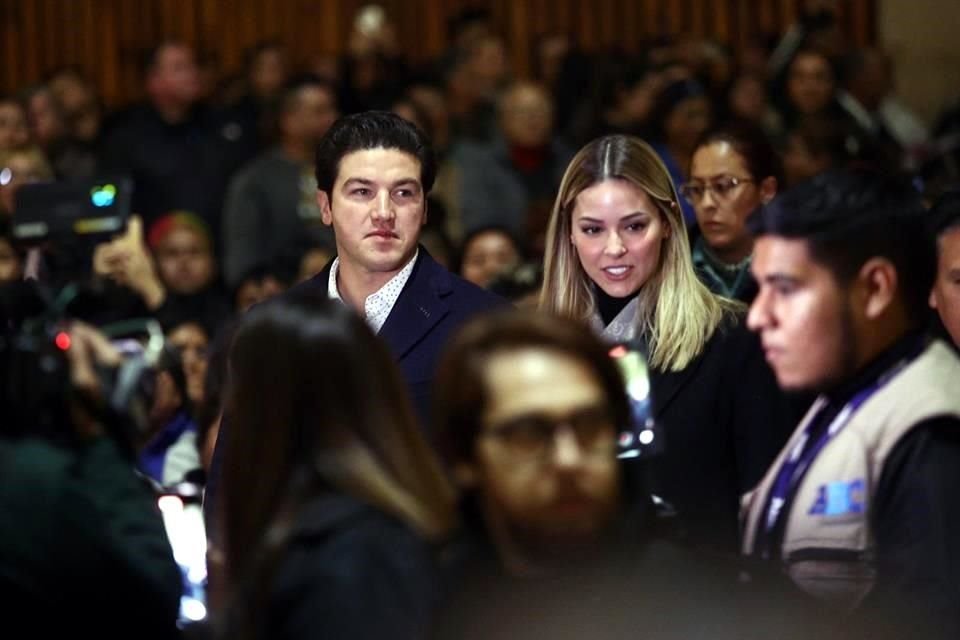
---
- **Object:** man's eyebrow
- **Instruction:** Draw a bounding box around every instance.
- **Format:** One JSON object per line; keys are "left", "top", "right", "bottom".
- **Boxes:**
{"left": 341, "top": 177, "right": 422, "bottom": 189}
{"left": 759, "top": 273, "right": 800, "bottom": 286}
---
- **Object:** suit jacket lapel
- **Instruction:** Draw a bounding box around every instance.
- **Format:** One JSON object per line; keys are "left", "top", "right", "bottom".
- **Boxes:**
{"left": 377, "top": 251, "right": 451, "bottom": 361}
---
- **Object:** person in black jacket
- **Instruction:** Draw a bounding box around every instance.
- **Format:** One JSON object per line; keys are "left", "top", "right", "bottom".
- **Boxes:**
{"left": 538, "top": 134, "right": 796, "bottom": 552}
{"left": 215, "top": 292, "right": 457, "bottom": 640}
{"left": 0, "top": 323, "right": 182, "bottom": 639}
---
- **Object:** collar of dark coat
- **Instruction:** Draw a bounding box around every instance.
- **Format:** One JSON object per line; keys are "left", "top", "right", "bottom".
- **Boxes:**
{"left": 290, "top": 493, "right": 375, "bottom": 540}
{"left": 649, "top": 319, "right": 732, "bottom": 415}
{"left": 311, "top": 246, "right": 452, "bottom": 360}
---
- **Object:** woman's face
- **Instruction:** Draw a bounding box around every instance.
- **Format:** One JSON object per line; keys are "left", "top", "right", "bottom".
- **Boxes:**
{"left": 461, "top": 230, "right": 521, "bottom": 288}
{"left": 167, "top": 322, "right": 209, "bottom": 408}
{"left": 664, "top": 95, "right": 711, "bottom": 156}
{"left": 570, "top": 179, "right": 670, "bottom": 298}
{"left": 0, "top": 102, "right": 29, "bottom": 151}
{"left": 688, "top": 142, "right": 766, "bottom": 257}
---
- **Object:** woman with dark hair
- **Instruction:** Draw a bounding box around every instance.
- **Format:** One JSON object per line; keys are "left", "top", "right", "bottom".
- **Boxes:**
{"left": 539, "top": 134, "right": 793, "bottom": 551}
{"left": 217, "top": 292, "right": 457, "bottom": 640}
{"left": 682, "top": 121, "right": 782, "bottom": 302}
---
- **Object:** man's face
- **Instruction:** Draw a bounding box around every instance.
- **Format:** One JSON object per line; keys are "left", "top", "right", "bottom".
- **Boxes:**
{"left": 468, "top": 348, "right": 621, "bottom": 555}
{"left": 500, "top": 85, "right": 553, "bottom": 148}
{"left": 930, "top": 227, "right": 960, "bottom": 347}
{"left": 154, "top": 227, "right": 214, "bottom": 295}
{"left": 287, "top": 86, "right": 338, "bottom": 147}
{"left": 318, "top": 148, "right": 425, "bottom": 278}
{"left": 788, "top": 52, "right": 835, "bottom": 116}
{"left": 151, "top": 45, "right": 200, "bottom": 106}
{"left": 748, "top": 236, "right": 859, "bottom": 392}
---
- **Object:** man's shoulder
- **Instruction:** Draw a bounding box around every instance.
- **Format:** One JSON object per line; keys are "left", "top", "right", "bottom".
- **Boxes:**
{"left": 415, "top": 252, "right": 507, "bottom": 314}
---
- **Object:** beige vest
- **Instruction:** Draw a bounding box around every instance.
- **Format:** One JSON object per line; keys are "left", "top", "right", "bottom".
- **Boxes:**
{"left": 741, "top": 340, "right": 960, "bottom": 611}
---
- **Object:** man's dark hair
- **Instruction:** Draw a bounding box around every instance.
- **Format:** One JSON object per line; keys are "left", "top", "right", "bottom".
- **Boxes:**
{"left": 314, "top": 110, "right": 436, "bottom": 195}
{"left": 749, "top": 169, "right": 936, "bottom": 326}
{"left": 928, "top": 189, "right": 960, "bottom": 240}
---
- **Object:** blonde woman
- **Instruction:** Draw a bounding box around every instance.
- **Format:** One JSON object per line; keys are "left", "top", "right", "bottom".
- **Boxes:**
{"left": 540, "top": 134, "right": 794, "bottom": 552}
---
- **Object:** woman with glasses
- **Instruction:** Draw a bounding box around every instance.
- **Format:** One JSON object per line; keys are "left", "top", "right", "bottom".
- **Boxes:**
{"left": 681, "top": 121, "right": 781, "bottom": 303}
{"left": 537, "top": 134, "right": 793, "bottom": 552}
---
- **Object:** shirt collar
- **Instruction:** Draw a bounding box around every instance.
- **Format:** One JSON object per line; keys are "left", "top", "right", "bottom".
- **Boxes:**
{"left": 327, "top": 249, "right": 420, "bottom": 333}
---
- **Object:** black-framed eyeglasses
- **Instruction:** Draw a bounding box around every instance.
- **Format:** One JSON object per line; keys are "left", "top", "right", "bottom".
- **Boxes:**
{"left": 482, "top": 405, "right": 616, "bottom": 462}
{"left": 679, "top": 176, "right": 755, "bottom": 205}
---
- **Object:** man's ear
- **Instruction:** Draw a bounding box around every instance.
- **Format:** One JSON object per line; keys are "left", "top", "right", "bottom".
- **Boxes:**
{"left": 317, "top": 191, "right": 333, "bottom": 226}
{"left": 452, "top": 461, "right": 478, "bottom": 488}
{"left": 857, "top": 257, "right": 898, "bottom": 320}
{"left": 421, "top": 197, "right": 429, "bottom": 227}
{"left": 759, "top": 176, "right": 778, "bottom": 204}
{"left": 930, "top": 288, "right": 939, "bottom": 309}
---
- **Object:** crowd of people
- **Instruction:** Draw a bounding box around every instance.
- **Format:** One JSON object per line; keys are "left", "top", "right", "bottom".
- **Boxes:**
{"left": 1, "top": 2, "right": 960, "bottom": 639}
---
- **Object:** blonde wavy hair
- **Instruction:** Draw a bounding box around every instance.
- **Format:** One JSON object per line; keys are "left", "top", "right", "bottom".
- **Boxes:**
{"left": 539, "top": 135, "right": 741, "bottom": 371}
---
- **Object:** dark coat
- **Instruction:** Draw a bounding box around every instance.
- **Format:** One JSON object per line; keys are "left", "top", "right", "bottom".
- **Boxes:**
{"left": 256, "top": 494, "right": 442, "bottom": 640}
{"left": 645, "top": 315, "right": 799, "bottom": 551}
{"left": 295, "top": 248, "right": 506, "bottom": 423}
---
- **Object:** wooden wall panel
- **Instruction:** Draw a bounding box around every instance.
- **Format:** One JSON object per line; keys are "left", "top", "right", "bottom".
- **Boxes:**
{"left": 0, "top": 0, "right": 877, "bottom": 108}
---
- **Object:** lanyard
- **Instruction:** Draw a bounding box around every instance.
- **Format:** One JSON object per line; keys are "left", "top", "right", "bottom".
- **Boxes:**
{"left": 758, "top": 341, "right": 925, "bottom": 555}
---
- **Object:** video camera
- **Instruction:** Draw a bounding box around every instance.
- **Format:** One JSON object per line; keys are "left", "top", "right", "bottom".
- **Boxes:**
{"left": 0, "top": 175, "right": 160, "bottom": 448}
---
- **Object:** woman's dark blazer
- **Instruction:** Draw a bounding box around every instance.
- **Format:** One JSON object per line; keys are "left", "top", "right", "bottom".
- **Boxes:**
{"left": 645, "top": 314, "right": 797, "bottom": 552}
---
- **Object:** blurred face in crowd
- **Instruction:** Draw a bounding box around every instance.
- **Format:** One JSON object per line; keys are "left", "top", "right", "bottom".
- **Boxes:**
{"left": 469, "top": 36, "right": 508, "bottom": 93}
{"left": 782, "top": 132, "right": 829, "bottom": 187}
{"left": 748, "top": 236, "right": 858, "bottom": 392}
{"left": 49, "top": 73, "right": 102, "bottom": 142}
{"left": 930, "top": 227, "right": 960, "bottom": 347}
{"left": 0, "top": 150, "right": 52, "bottom": 214}
{"left": 571, "top": 179, "right": 669, "bottom": 299}
{"left": 235, "top": 274, "right": 285, "bottom": 312}
{"left": 408, "top": 84, "right": 449, "bottom": 149}
{"left": 299, "top": 246, "right": 335, "bottom": 282}
{"left": 154, "top": 226, "right": 214, "bottom": 295}
{"left": 461, "top": 229, "right": 521, "bottom": 288}
{"left": 728, "top": 74, "right": 768, "bottom": 123}
{"left": 688, "top": 141, "right": 775, "bottom": 263}
{"left": 0, "top": 101, "right": 30, "bottom": 151}
{"left": 26, "top": 89, "right": 65, "bottom": 148}
{"left": 466, "top": 347, "right": 620, "bottom": 558}
{"left": 283, "top": 85, "right": 339, "bottom": 148}
{"left": 149, "top": 44, "right": 201, "bottom": 107}
{"left": 250, "top": 46, "right": 288, "bottom": 100}
{"left": 500, "top": 83, "right": 553, "bottom": 149}
{"left": 167, "top": 322, "right": 209, "bottom": 408}
{"left": 318, "top": 148, "right": 426, "bottom": 283}
{"left": 618, "top": 74, "right": 662, "bottom": 126}
{"left": 788, "top": 52, "right": 835, "bottom": 116}
{"left": 0, "top": 237, "right": 21, "bottom": 282}
{"left": 664, "top": 95, "right": 711, "bottom": 157}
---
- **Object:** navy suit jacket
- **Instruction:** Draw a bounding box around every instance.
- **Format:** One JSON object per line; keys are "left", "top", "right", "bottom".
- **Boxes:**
{"left": 205, "top": 249, "right": 504, "bottom": 534}
{"left": 297, "top": 249, "right": 505, "bottom": 422}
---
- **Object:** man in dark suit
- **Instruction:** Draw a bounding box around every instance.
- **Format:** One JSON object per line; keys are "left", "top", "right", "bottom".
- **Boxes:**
{"left": 206, "top": 112, "right": 502, "bottom": 535}
{"left": 304, "top": 110, "right": 504, "bottom": 419}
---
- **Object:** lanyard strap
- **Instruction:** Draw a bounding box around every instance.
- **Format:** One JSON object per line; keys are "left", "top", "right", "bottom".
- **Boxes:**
{"left": 757, "top": 341, "right": 925, "bottom": 555}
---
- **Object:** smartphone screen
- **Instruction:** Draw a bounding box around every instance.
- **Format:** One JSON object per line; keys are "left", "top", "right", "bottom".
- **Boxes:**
{"left": 158, "top": 491, "right": 208, "bottom": 626}
{"left": 608, "top": 342, "right": 663, "bottom": 459}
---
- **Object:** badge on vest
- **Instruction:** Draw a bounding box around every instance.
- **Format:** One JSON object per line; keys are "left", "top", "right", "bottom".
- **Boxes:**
{"left": 809, "top": 479, "right": 866, "bottom": 517}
